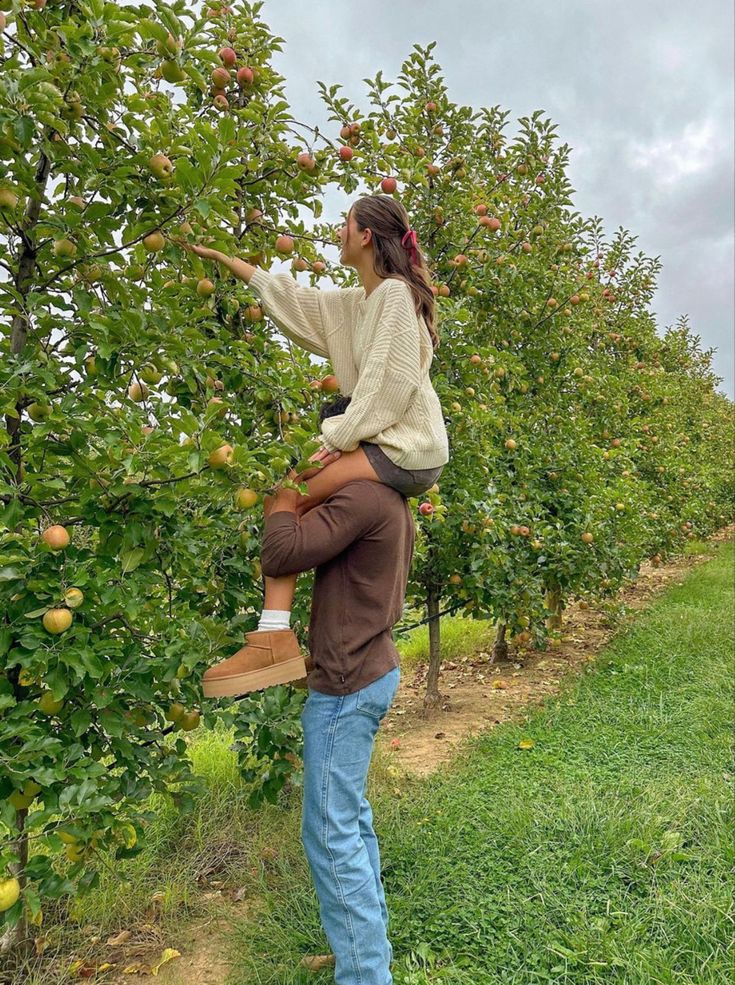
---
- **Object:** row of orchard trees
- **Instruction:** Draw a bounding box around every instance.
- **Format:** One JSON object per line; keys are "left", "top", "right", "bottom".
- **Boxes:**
{"left": 0, "top": 0, "right": 732, "bottom": 946}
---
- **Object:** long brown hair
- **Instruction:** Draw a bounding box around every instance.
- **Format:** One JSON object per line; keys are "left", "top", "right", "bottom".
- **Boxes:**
{"left": 349, "top": 194, "right": 440, "bottom": 350}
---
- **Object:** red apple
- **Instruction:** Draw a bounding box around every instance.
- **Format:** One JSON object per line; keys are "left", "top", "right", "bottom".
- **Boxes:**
{"left": 275, "top": 234, "right": 294, "bottom": 254}
{"left": 297, "top": 152, "right": 316, "bottom": 171}
{"left": 236, "top": 66, "right": 254, "bottom": 86}
{"left": 218, "top": 46, "right": 237, "bottom": 67}
{"left": 339, "top": 145, "right": 354, "bottom": 161}
{"left": 41, "top": 525, "right": 70, "bottom": 550}
{"left": 211, "top": 66, "right": 231, "bottom": 88}
{"left": 381, "top": 176, "right": 397, "bottom": 194}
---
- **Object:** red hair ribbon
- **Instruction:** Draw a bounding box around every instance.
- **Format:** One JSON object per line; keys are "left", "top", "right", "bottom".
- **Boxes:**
{"left": 401, "top": 227, "right": 419, "bottom": 265}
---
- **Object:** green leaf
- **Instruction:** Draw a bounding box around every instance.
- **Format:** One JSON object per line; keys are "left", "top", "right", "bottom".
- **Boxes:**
{"left": 71, "top": 709, "right": 92, "bottom": 736}
{"left": 14, "top": 117, "right": 35, "bottom": 148}
{"left": 120, "top": 548, "right": 145, "bottom": 574}
{"left": 137, "top": 18, "right": 169, "bottom": 44}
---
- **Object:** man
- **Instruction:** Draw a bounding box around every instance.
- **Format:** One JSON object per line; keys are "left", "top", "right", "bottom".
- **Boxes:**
{"left": 257, "top": 404, "right": 416, "bottom": 984}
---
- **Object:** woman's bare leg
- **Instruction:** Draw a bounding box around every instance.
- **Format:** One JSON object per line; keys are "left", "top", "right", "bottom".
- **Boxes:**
{"left": 262, "top": 446, "right": 382, "bottom": 612}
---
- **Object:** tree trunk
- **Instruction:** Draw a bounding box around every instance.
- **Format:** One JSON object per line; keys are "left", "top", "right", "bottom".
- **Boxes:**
{"left": 0, "top": 808, "right": 29, "bottom": 957}
{"left": 421, "top": 583, "right": 445, "bottom": 715}
{"left": 421, "top": 531, "right": 446, "bottom": 716}
{"left": 491, "top": 620, "right": 508, "bottom": 663}
{"left": 544, "top": 583, "right": 565, "bottom": 630}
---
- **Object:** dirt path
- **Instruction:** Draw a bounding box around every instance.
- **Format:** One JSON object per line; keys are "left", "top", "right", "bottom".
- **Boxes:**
{"left": 99, "top": 528, "right": 732, "bottom": 983}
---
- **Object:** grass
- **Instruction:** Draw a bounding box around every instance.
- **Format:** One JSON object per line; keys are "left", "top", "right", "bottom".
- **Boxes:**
{"left": 16, "top": 539, "right": 734, "bottom": 984}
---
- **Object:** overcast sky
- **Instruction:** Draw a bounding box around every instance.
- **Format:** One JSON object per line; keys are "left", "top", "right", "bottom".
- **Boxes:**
{"left": 257, "top": 0, "right": 734, "bottom": 399}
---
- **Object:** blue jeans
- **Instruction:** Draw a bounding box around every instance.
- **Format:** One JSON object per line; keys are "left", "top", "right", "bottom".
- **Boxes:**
{"left": 300, "top": 665, "right": 401, "bottom": 985}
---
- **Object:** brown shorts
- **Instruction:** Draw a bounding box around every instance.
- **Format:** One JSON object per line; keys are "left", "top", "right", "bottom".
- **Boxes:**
{"left": 360, "top": 440, "right": 444, "bottom": 497}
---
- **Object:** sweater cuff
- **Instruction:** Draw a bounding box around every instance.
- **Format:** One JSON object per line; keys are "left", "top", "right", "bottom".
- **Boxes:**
{"left": 318, "top": 432, "right": 340, "bottom": 453}
{"left": 248, "top": 267, "right": 270, "bottom": 294}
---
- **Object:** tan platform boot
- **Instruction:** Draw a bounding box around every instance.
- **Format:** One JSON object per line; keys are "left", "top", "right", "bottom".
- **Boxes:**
{"left": 290, "top": 654, "right": 315, "bottom": 690}
{"left": 202, "top": 628, "right": 307, "bottom": 698}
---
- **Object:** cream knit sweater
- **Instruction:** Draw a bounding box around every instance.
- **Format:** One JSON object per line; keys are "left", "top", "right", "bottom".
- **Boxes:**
{"left": 248, "top": 267, "right": 449, "bottom": 471}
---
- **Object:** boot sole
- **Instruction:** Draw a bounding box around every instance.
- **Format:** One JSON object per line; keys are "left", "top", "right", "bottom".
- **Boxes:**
{"left": 202, "top": 655, "right": 307, "bottom": 698}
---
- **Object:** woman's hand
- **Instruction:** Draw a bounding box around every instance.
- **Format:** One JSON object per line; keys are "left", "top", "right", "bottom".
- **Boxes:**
{"left": 288, "top": 447, "right": 341, "bottom": 483}
{"left": 175, "top": 239, "right": 230, "bottom": 264}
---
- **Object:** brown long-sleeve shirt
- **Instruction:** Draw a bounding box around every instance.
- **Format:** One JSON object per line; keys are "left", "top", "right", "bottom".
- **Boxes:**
{"left": 260, "top": 480, "right": 416, "bottom": 695}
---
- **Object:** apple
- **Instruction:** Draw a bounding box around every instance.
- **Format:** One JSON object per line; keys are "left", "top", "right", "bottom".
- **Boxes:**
{"left": 237, "top": 65, "right": 254, "bottom": 86}
{"left": 0, "top": 12, "right": 6, "bottom": 30}
{"left": 218, "top": 46, "right": 237, "bottom": 66}
{"left": 504, "top": 438, "right": 517, "bottom": 451}
{"left": 127, "top": 381, "right": 148, "bottom": 403}
{"left": 474, "top": 204, "right": 488, "bottom": 216}
{"left": 245, "top": 305, "right": 262, "bottom": 322}
{"left": 292, "top": 257, "right": 309, "bottom": 272}
{"left": 235, "top": 487, "right": 258, "bottom": 509}
{"left": 27, "top": 401, "right": 51, "bottom": 422}
{"left": 381, "top": 176, "right": 397, "bottom": 194}
{"left": 449, "top": 574, "right": 462, "bottom": 585}
{"left": 143, "top": 230, "right": 165, "bottom": 252}
{"left": 65, "top": 841, "right": 86, "bottom": 863}
{"left": 426, "top": 163, "right": 441, "bottom": 176}
{"left": 581, "top": 532, "right": 594, "bottom": 544}
{"left": 140, "top": 363, "right": 162, "bottom": 384}
{"left": 211, "top": 66, "right": 231, "bottom": 88}
{"left": 312, "top": 260, "right": 326, "bottom": 273}
{"left": 155, "top": 32, "right": 180, "bottom": 56}
{"left": 208, "top": 444, "right": 234, "bottom": 469}
{"left": 339, "top": 145, "right": 354, "bottom": 162}
{"left": 62, "top": 95, "right": 84, "bottom": 120}
{"left": 275, "top": 234, "right": 294, "bottom": 254}
{"left": 0, "top": 187, "right": 18, "bottom": 210}
{"left": 98, "top": 45, "right": 121, "bottom": 67}
{"left": 179, "top": 709, "right": 201, "bottom": 731}
{"left": 320, "top": 374, "right": 339, "bottom": 393}
{"left": 64, "top": 588, "right": 84, "bottom": 608}
{"left": 165, "top": 701, "right": 186, "bottom": 723}
{"left": 41, "top": 524, "right": 70, "bottom": 550}
{"left": 53, "top": 238, "right": 77, "bottom": 258}
{"left": 160, "top": 60, "right": 186, "bottom": 84}
{"left": 425, "top": 101, "right": 437, "bottom": 112}
{"left": 207, "top": 397, "right": 227, "bottom": 418}
{"left": 297, "top": 152, "right": 317, "bottom": 171}
{"left": 213, "top": 93, "right": 229, "bottom": 111}
{"left": 148, "top": 153, "right": 173, "bottom": 179}
{"left": 37, "top": 691, "right": 64, "bottom": 715}
{"left": 196, "top": 278, "right": 215, "bottom": 297}
{"left": 43, "top": 608, "right": 72, "bottom": 634}
{"left": 0, "top": 878, "right": 20, "bottom": 914}
{"left": 419, "top": 502, "right": 434, "bottom": 516}
{"left": 470, "top": 354, "right": 482, "bottom": 365}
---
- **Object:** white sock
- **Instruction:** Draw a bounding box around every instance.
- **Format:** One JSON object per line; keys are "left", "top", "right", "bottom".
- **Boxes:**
{"left": 257, "top": 609, "right": 291, "bottom": 631}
